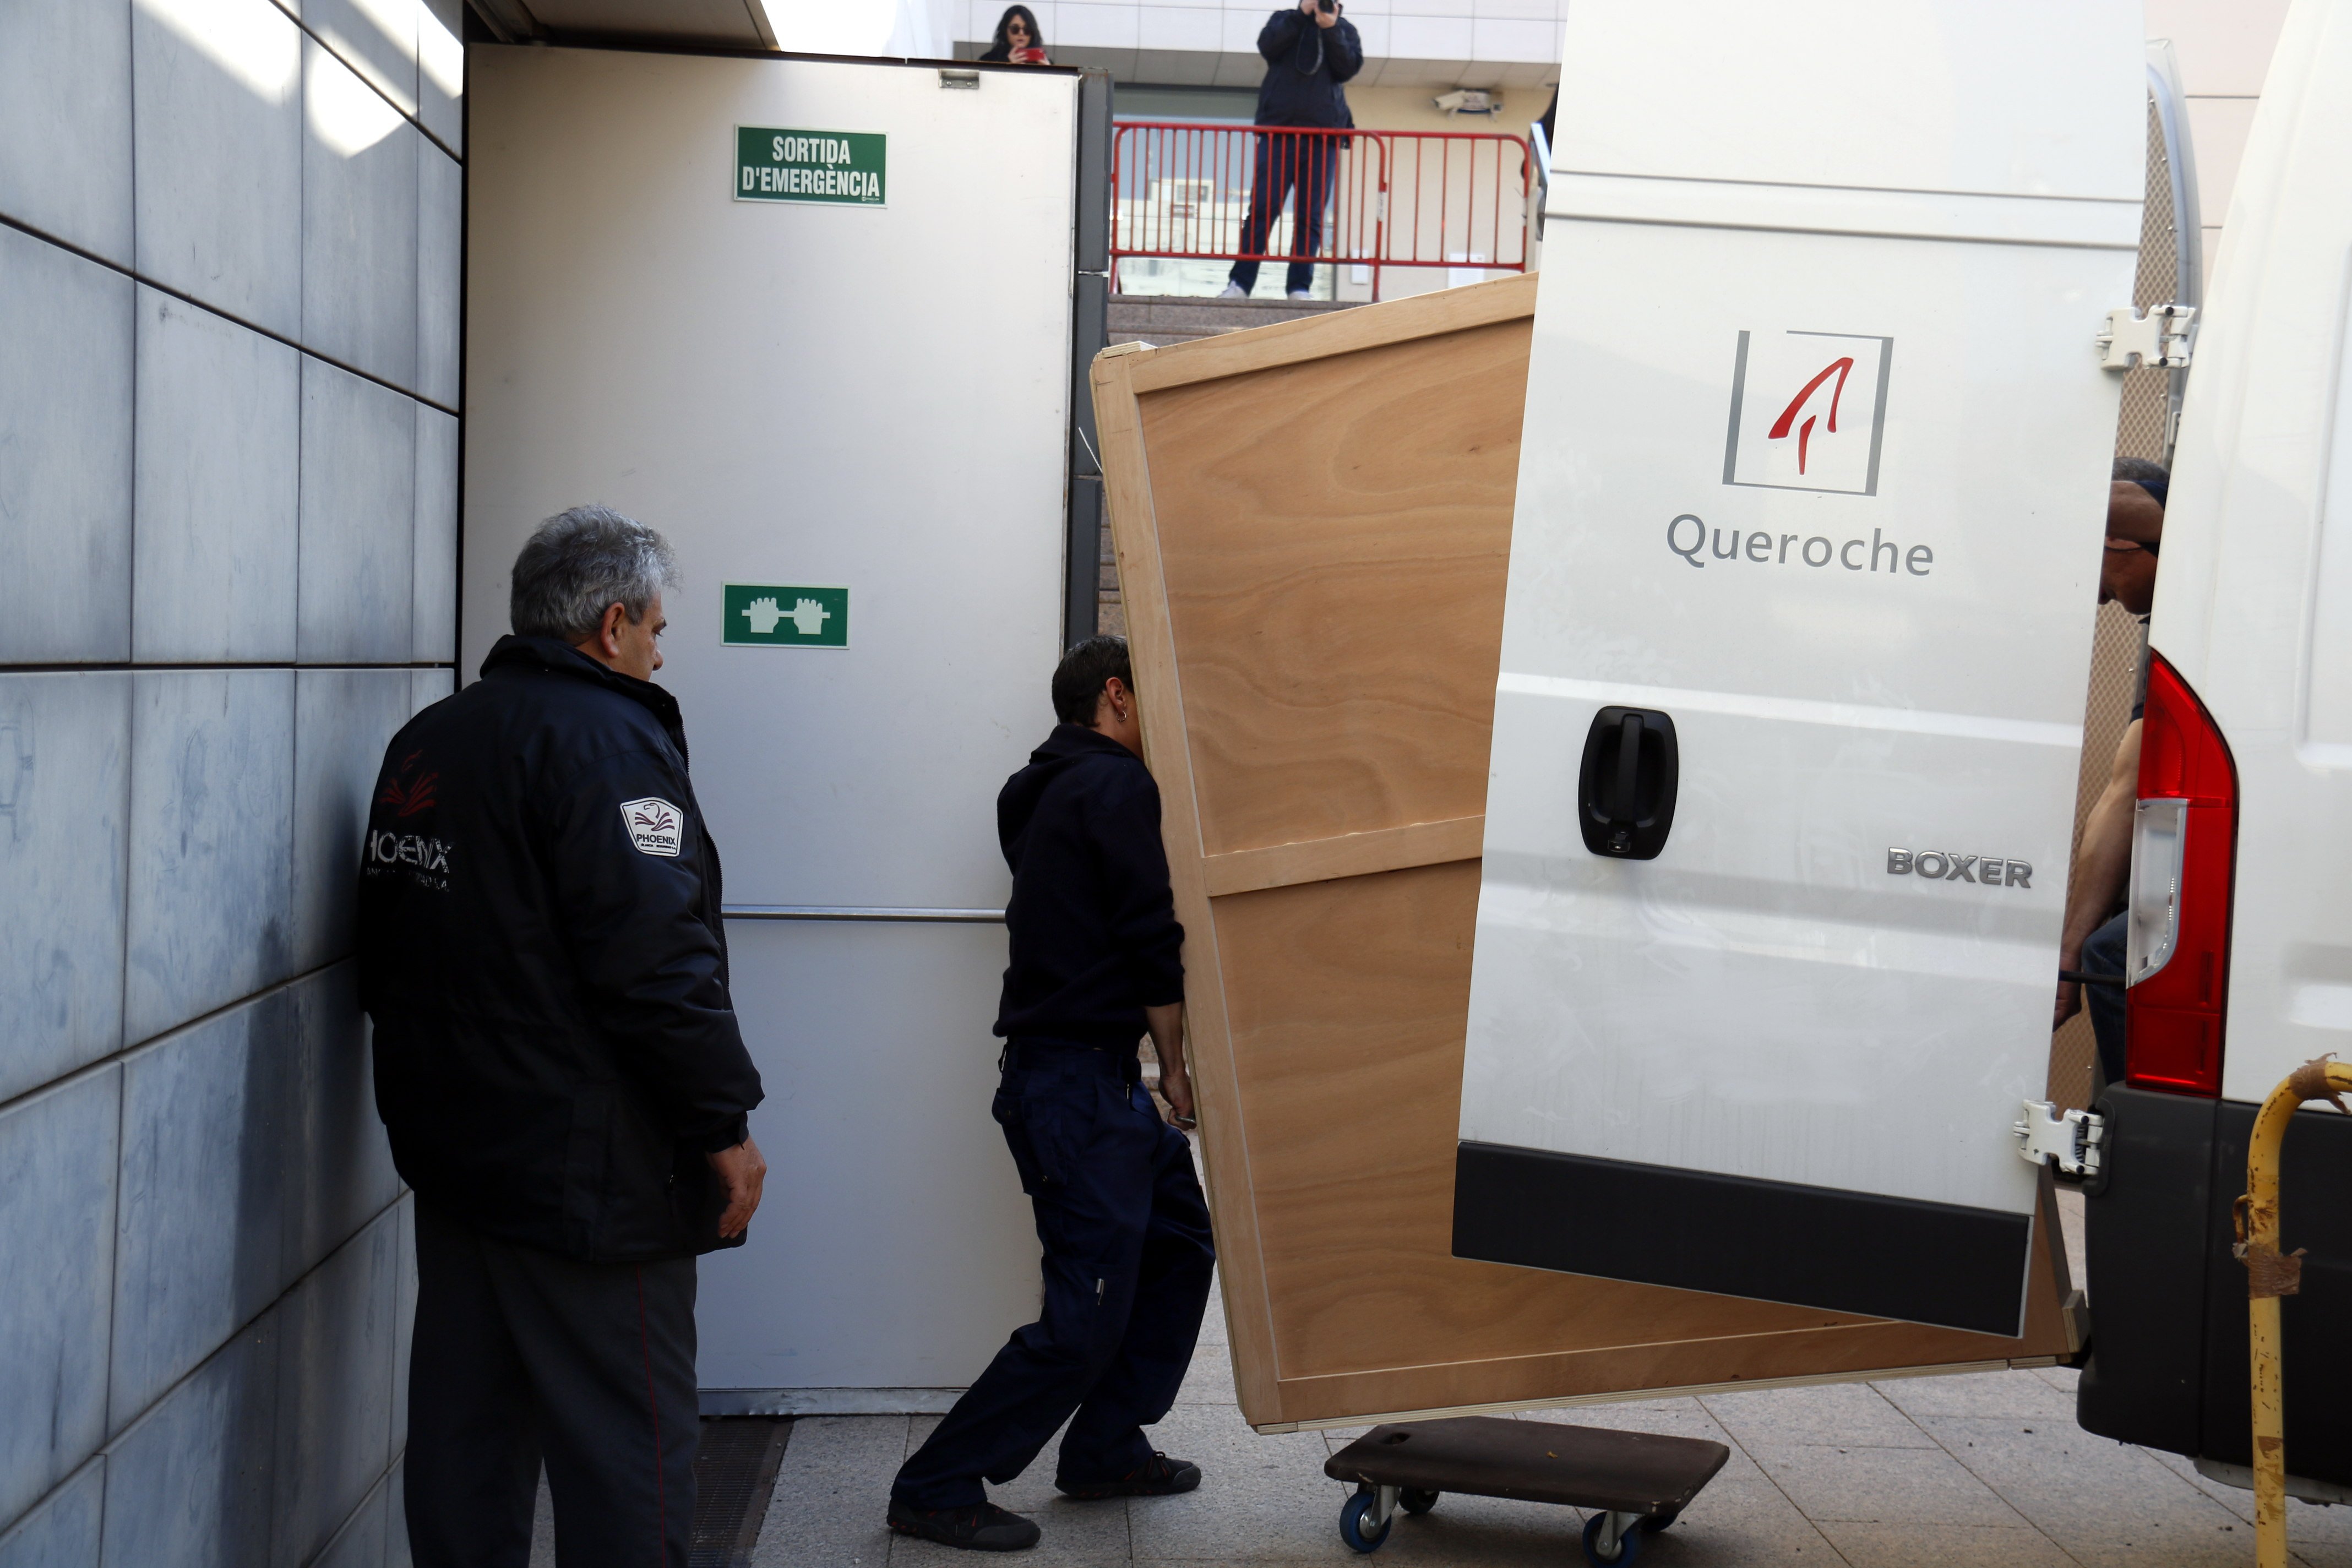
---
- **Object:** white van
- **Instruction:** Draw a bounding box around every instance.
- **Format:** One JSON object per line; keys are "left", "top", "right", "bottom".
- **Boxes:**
{"left": 2075, "top": 0, "right": 2352, "bottom": 1500}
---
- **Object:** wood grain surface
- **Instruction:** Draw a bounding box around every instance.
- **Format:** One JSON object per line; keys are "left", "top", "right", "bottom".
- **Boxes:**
{"left": 1090, "top": 274, "right": 2078, "bottom": 1431}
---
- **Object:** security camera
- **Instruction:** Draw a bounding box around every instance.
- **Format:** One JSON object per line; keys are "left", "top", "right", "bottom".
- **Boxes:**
{"left": 1433, "top": 89, "right": 1500, "bottom": 116}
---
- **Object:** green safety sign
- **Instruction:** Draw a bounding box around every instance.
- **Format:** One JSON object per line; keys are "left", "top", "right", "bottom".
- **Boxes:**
{"left": 723, "top": 584, "right": 849, "bottom": 648}
{"left": 734, "top": 127, "right": 886, "bottom": 206}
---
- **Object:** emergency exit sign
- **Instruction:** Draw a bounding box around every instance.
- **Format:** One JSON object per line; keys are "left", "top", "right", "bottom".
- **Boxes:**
{"left": 723, "top": 584, "right": 850, "bottom": 648}
{"left": 734, "top": 127, "right": 885, "bottom": 206}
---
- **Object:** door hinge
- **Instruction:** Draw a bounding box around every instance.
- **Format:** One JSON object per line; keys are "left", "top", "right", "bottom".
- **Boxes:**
{"left": 2098, "top": 303, "right": 2195, "bottom": 370}
{"left": 2013, "top": 1099, "right": 2106, "bottom": 1178}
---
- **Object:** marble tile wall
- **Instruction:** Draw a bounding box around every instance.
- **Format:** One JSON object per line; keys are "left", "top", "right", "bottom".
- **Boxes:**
{"left": 0, "top": 0, "right": 462, "bottom": 1558}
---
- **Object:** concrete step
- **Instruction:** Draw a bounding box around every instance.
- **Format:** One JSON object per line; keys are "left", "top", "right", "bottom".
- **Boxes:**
{"left": 1106, "top": 293, "right": 1362, "bottom": 347}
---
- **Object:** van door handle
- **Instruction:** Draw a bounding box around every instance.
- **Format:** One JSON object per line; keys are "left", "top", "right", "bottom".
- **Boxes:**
{"left": 1578, "top": 706, "right": 1679, "bottom": 859}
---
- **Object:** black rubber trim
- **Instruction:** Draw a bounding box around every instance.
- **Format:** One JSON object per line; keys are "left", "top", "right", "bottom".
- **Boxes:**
{"left": 1452, "top": 1140, "right": 2032, "bottom": 1337}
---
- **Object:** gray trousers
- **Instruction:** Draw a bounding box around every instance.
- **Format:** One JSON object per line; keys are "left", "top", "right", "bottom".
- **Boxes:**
{"left": 405, "top": 1202, "right": 699, "bottom": 1568}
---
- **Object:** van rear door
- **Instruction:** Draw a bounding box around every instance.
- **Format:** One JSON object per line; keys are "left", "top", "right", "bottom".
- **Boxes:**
{"left": 1456, "top": 1, "right": 2147, "bottom": 1337}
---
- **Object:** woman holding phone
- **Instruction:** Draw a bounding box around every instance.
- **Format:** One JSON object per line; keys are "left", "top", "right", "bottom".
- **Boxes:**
{"left": 978, "top": 5, "right": 1049, "bottom": 63}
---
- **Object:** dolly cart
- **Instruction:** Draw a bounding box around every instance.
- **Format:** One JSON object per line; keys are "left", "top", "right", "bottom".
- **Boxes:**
{"left": 1324, "top": 1415, "right": 1730, "bottom": 1565}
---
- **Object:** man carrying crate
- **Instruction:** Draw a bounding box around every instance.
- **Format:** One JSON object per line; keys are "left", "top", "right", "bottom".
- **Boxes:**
{"left": 888, "top": 636, "right": 1217, "bottom": 1552}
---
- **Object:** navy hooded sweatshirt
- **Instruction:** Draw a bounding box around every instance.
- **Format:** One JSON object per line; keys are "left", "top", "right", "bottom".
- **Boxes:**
{"left": 994, "top": 725, "right": 1185, "bottom": 1046}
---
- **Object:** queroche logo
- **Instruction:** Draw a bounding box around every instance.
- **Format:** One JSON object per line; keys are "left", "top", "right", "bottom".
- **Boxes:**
{"left": 1723, "top": 330, "right": 1894, "bottom": 497}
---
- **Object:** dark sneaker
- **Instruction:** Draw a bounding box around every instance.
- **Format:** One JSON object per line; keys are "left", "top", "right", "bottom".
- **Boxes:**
{"left": 1055, "top": 1452, "right": 1202, "bottom": 1499}
{"left": 885, "top": 1498, "right": 1041, "bottom": 1551}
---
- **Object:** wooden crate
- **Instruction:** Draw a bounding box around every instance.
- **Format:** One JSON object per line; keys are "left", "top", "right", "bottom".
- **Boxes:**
{"left": 1091, "top": 273, "right": 2082, "bottom": 1432}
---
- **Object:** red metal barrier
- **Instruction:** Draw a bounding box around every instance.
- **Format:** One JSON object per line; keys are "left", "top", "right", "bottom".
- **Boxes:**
{"left": 1110, "top": 121, "right": 1532, "bottom": 301}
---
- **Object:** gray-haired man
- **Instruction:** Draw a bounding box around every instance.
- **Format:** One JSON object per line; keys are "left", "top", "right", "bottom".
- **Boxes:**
{"left": 360, "top": 505, "right": 766, "bottom": 1567}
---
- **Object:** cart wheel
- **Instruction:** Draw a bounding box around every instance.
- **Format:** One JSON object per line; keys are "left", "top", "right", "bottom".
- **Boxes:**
{"left": 1641, "top": 1507, "right": 1681, "bottom": 1534}
{"left": 1582, "top": 1512, "right": 1643, "bottom": 1566}
{"left": 1340, "top": 1488, "right": 1392, "bottom": 1553}
{"left": 1400, "top": 1488, "right": 1440, "bottom": 1516}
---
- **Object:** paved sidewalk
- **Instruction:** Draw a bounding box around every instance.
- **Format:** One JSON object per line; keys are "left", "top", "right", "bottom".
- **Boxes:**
{"left": 750, "top": 1194, "right": 2352, "bottom": 1567}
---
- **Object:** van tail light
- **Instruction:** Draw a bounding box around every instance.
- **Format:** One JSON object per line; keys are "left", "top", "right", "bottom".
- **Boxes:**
{"left": 2124, "top": 653, "right": 2238, "bottom": 1096}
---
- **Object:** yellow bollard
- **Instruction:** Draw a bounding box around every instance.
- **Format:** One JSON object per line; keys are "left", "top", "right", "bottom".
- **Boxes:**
{"left": 2235, "top": 1055, "right": 2352, "bottom": 1568}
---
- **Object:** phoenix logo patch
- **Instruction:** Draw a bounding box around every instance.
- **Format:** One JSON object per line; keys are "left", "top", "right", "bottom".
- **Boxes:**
{"left": 378, "top": 751, "right": 439, "bottom": 818}
{"left": 621, "top": 797, "right": 683, "bottom": 857}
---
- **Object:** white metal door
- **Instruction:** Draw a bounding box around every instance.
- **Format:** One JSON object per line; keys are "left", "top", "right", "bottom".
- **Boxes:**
{"left": 2152, "top": 0, "right": 2352, "bottom": 1106}
{"left": 1456, "top": 1, "right": 2144, "bottom": 1336}
{"left": 464, "top": 46, "right": 1077, "bottom": 1399}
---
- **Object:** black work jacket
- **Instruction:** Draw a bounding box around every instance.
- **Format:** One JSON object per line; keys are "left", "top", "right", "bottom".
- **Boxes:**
{"left": 994, "top": 725, "right": 1185, "bottom": 1046}
{"left": 1253, "top": 8, "right": 1362, "bottom": 128}
{"left": 357, "top": 636, "right": 764, "bottom": 1262}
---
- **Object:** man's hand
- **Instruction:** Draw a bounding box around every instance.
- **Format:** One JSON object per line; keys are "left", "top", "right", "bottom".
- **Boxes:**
{"left": 1299, "top": 0, "right": 1337, "bottom": 25}
{"left": 2055, "top": 719, "right": 2141, "bottom": 1035}
{"left": 707, "top": 1136, "right": 767, "bottom": 1239}
{"left": 1159, "top": 1063, "right": 1197, "bottom": 1129}
{"left": 2054, "top": 976, "right": 2082, "bottom": 1031}
{"left": 1145, "top": 1001, "right": 1196, "bottom": 1130}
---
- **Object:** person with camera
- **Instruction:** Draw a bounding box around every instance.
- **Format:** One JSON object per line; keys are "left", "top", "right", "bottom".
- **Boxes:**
{"left": 1219, "top": 0, "right": 1363, "bottom": 301}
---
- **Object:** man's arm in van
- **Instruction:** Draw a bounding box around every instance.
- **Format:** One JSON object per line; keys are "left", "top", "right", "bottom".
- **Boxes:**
{"left": 2056, "top": 717, "right": 2142, "bottom": 1030}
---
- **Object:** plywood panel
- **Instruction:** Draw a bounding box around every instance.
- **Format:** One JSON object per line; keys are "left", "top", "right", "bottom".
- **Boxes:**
{"left": 1091, "top": 273, "right": 2080, "bottom": 1431}
{"left": 1138, "top": 318, "right": 1525, "bottom": 859}
{"left": 1213, "top": 867, "right": 2078, "bottom": 1421}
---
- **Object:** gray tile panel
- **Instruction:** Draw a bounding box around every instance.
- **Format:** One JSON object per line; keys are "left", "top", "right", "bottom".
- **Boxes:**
{"left": 108, "top": 991, "right": 302, "bottom": 1432}
{"left": 292, "top": 669, "right": 413, "bottom": 971}
{"left": 0, "top": 673, "right": 130, "bottom": 1104}
{"left": 749, "top": 1416, "right": 911, "bottom": 1568}
{"left": 302, "top": 41, "right": 418, "bottom": 390}
{"left": 1912, "top": 1414, "right": 2252, "bottom": 1560}
{"left": 124, "top": 669, "right": 297, "bottom": 1044}
{"left": 281, "top": 964, "right": 401, "bottom": 1287}
{"left": 0, "top": 0, "right": 132, "bottom": 264}
{"left": 0, "top": 226, "right": 134, "bottom": 665}
{"left": 1812, "top": 1521, "right": 2078, "bottom": 1567}
{"left": 308, "top": 1471, "right": 389, "bottom": 1568}
{"left": 298, "top": 362, "right": 416, "bottom": 663}
{"left": 0, "top": 1068, "right": 122, "bottom": 1529}
{"left": 99, "top": 1315, "right": 280, "bottom": 1568}
{"left": 0, "top": 1457, "right": 104, "bottom": 1568}
{"left": 130, "top": 0, "right": 304, "bottom": 339}
{"left": 131, "top": 288, "right": 301, "bottom": 665}
{"left": 413, "top": 407, "right": 460, "bottom": 661}
{"left": 390, "top": 1195, "right": 416, "bottom": 1455}
{"left": 306, "top": 0, "right": 417, "bottom": 116}
{"left": 1124, "top": 1404, "right": 1350, "bottom": 1562}
{"left": 1871, "top": 1368, "right": 2078, "bottom": 1422}
{"left": 417, "top": 0, "right": 462, "bottom": 154}
{"left": 270, "top": 1212, "right": 398, "bottom": 1568}
{"left": 385, "top": 1458, "right": 410, "bottom": 1568}
{"left": 411, "top": 668, "right": 456, "bottom": 714}
{"left": 1742, "top": 1440, "right": 2024, "bottom": 1528}
{"left": 416, "top": 144, "right": 461, "bottom": 410}
{"left": 1699, "top": 1381, "right": 1940, "bottom": 1450}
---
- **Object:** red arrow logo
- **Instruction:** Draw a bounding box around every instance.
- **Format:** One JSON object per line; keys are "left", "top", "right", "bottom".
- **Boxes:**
{"left": 1767, "top": 357, "right": 1855, "bottom": 474}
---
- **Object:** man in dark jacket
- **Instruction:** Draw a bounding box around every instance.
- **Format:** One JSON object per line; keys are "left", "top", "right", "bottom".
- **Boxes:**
{"left": 888, "top": 637, "right": 1216, "bottom": 1553}
{"left": 361, "top": 504, "right": 766, "bottom": 1568}
{"left": 1221, "top": 0, "right": 1363, "bottom": 300}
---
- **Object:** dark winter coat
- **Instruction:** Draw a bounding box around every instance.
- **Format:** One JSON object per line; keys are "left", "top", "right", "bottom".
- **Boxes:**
{"left": 357, "top": 635, "right": 764, "bottom": 1264}
{"left": 993, "top": 725, "right": 1185, "bottom": 1047}
{"left": 1252, "top": 7, "right": 1363, "bottom": 128}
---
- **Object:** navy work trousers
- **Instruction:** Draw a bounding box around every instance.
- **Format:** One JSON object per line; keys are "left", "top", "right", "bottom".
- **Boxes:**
{"left": 405, "top": 1202, "right": 700, "bottom": 1568}
{"left": 2083, "top": 910, "right": 2130, "bottom": 1088}
{"left": 893, "top": 1043, "right": 1216, "bottom": 1509}
{"left": 1227, "top": 131, "right": 1339, "bottom": 297}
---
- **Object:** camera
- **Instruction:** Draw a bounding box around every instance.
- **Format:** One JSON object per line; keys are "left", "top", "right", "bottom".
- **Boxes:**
{"left": 1317, "top": 0, "right": 1336, "bottom": 14}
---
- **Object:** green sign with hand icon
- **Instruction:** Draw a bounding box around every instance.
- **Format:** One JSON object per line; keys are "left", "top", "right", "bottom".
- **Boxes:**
{"left": 723, "top": 584, "right": 849, "bottom": 648}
